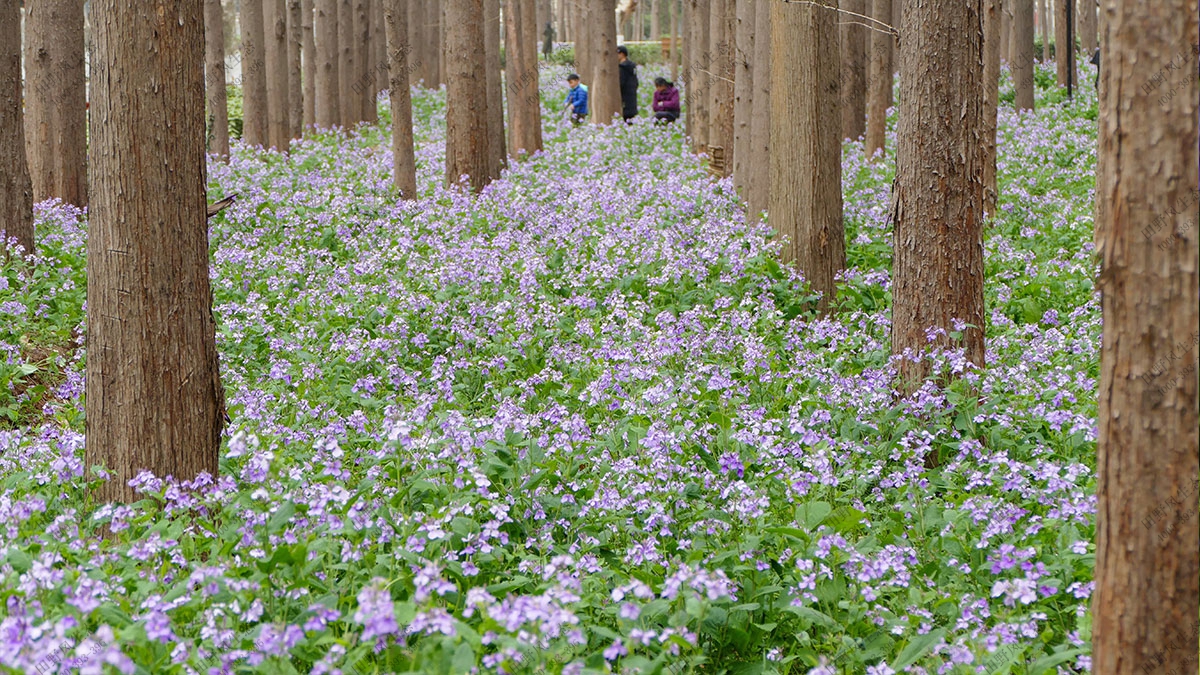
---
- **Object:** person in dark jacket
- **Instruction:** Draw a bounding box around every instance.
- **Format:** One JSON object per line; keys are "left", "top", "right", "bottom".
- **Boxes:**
{"left": 617, "top": 46, "right": 639, "bottom": 122}
{"left": 652, "top": 77, "right": 680, "bottom": 123}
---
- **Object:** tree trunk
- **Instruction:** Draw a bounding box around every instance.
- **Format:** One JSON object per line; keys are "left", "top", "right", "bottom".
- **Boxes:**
{"left": 717, "top": 0, "right": 737, "bottom": 170}
{"left": 999, "top": 0, "right": 1011, "bottom": 61}
{"left": 266, "top": 0, "right": 291, "bottom": 149}
{"left": 0, "top": 0, "right": 33, "bottom": 257}
{"left": 982, "top": 0, "right": 1000, "bottom": 216}
{"left": 651, "top": 0, "right": 660, "bottom": 38}
{"left": 839, "top": 0, "right": 867, "bottom": 140}
{"left": 770, "top": 0, "right": 843, "bottom": 313}
{"left": 668, "top": 0, "right": 679, "bottom": 81}
{"left": 483, "top": 0, "right": 506, "bottom": 173}
{"left": 1053, "top": 0, "right": 1074, "bottom": 87}
{"left": 1012, "top": 0, "right": 1035, "bottom": 110}
{"left": 339, "top": 0, "right": 358, "bottom": 124}
{"left": 707, "top": 0, "right": 734, "bottom": 169}
{"left": 303, "top": 0, "right": 317, "bottom": 127}
{"left": 890, "top": 0, "right": 985, "bottom": 391}
{"left": 864, "top": 0, "right": 891, "bottom": 158}
{"left": 241, "top": 0, "right": 271, "bottom": 145}
{"left": 433, "top": 0, "right": 445, "bottom": 86}
{"left": 206, "top": 0, "right": 231, "bottom": 159}
{"left": 686, "top": 0, "right": 710, "bottom": 147}
{"left": 445, "top": 0, "right": 492, "bottom": 191}
{"left": 1091, "top": 0, "right": 1200, "bottom": 671}
{"left": 746, "top": 0, "right": 770, "bottom": 221}
{"left": 374, "top": 0, "right": 388, "bottom": 93}
{"left": 357, "top": 0, "right": 377, "bottom": 123}
{"left": 731, "top": 0, "right": 754, "bottom": 195}
{"left": 86, "top": 0, "right": 225, "bottom": 505}
{"left": 590, "top": 0, "right": 621, "bottom": 123}
{"left": 1078, "top": 0, "right": 1096, "bottom": 54}
{"left": 315, "top": 0, "right": 340, "bottom": 127}
{"left": 1037, "top": 0, "right": 1049, "bottom": 60}
{"left": 576, "top": 0, "right": 593, "bottom": 101}
{"left": 23, "top": 0, "right": 88, "bottom": 206}
{"left": 288, "top": 0, "right": 304, "bottom": 137}
{"left": 506, "top": 0, "right": 543, "bottom": 157}
{"left": 384, "top": 0, "right": 418, "bottom": 197}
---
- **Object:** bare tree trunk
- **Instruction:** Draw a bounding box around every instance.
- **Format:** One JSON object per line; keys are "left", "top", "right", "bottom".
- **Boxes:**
{"left": 357, "top": 0, "right": 377, "bottom": 123}
{"left": 840, "top": 0, "right": 867, "bottom": 140}
{"left": 577, "top": 0, "right": 593, "bottom": 97}
{"left": 303, "top": 0, "right": 317, "bottom": 127}
{"left": 484, "top": 0, "right": 506, "bottom": 173}
{"left": 732, "top": 0, "right": 754, "bottom": 195}
{"left": 266, "top": 0, "right": 291, "bottom": 149}
{"left": 770, "top": 0, "right": 843, "bottom": 313}
{"left": 651, "top": 0, "right": 660, "bottom": 38}
{"left": 86, "top": 0, "right": 224, "bottom": 505}
{"left": 507, "top": 0, "right": 543, "bottom": 156}
{"left": 1078, "top": 0, "right": 1096, "bottom": 54}
{"left": 0, "top": 1, "right": 33, "bottom": 257}
{"left": 407, "top": 0, "right": 423, "bottom": 86}
{"left": 315, "top": 0, "right": 340, "bottom": 127}
{"left": 746, "top": 0, "right": 770, "bottom": 221}
{"left": 1038, "top": 0, "right": 1050, "bottom": 60}
{"left": 707, "top": 0, "right": 734, "bottom": 171}
{"left": 686, "top": 0, "right": 710, "bottom": 148}
{"left": 668, "top": 0, "right": 678, "bottom": 81}
{"left": 433, "top": 0, "right": 445, "bottom": 86}
{"left": 339, "top": 0, "right": 359, "bottom": 124}
{"left": 590, "top": 0, "right": 621, "bottom": 123}
{"left": 864, "top": 0, "right": 891, "bottom": 158}
{"left": 445, "top": 0, "right": 491, "bottom": 191}
{"left": 287, "top": 0, "right": 304, "bottom": 137}
{"left": 1012, "top": 0, "right": 1035, "bottom": 110}
{"left": 891, "top": 0, "right": 985, "bottom": 392}
{"left": 982, "top": 0, "right": 1000, "bottom": 216}
{"left": 1092, "top": 0, "right": 1200, "bottom": 671}
{"left": 674, "top": 0, "right": 683, "bottom": 82}
{"left": 206, "top": 0, "right": 231, "bottom": 159}
{"left": 241, "top": 0, "right": 271, "bottom": 145}
{"left": 1053, "top": 0, "right": 1074, "bottom": 86}
{"left": 384, "top": 0, "right": 417, "bottom": 196}
{"left": 374, "top": 0, "right": 388, "bottom": 93}
{"left": 24, "top": 0, "right": 88, "bottom": 206}
{"left": 1000, "top": 0, "right": 1011, "bottom": 61}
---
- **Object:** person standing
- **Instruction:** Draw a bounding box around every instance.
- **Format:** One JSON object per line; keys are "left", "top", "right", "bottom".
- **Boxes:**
{"left": 617, "top": 45, "right": 639, "bottom": 122}
{"left": 543, "top": 21, "right": 555, "bottom": 60}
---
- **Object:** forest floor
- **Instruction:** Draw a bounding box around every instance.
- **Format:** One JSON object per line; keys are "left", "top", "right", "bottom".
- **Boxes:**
{"left": 0, "top": 61, "right": 1104, "bottom": 675}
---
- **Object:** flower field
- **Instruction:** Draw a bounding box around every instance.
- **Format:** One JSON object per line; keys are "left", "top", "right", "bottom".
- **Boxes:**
{"left": 1, "top": 61, "right": 1103, "bottom": 674}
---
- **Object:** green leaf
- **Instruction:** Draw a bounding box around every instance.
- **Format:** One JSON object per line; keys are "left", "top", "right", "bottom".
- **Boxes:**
{"left": 268, "top": 501, "right": 296, "bottom": 534}
{"left": 890, "top": 628, "right": 945, "bottom": 671}
{"left": 796, "top": 501, "right": 833, "bottom": 530}
{"left": 451, "top": 642, "right": 475, "bottom": 672}
{"left": 1029, "top": 648, "right": 1087, "bottom": 675}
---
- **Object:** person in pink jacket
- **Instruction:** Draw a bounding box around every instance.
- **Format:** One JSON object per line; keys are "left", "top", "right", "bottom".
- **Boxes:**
{"left": 652, "top": 77, "right": 680, "bottom": 124}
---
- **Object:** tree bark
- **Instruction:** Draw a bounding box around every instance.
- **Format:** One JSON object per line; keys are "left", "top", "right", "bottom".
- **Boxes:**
{"left": 864, "top": 0, "right": 891, "bottom": 158}
{"left": 303, "top": 0, "right": 317, "bottom": 127}
{"left": 506, "top": 0, "right": 544, "bottom": 157}
{"left": 732, "top": 0, "right": 754, "bottom": 195}
{"left": 384, "top": 0, "right": 418, "bottom": 197}
{"left": 685, "top": 0, "right": 710, "bottom": 147}
{"left": 241, "top": 0, "right": 271, "bottom": 145}
{"left": 982, "top": 0, "right": 1000, "bottom": 216}
{"left": 408, "top": 0, "right": 426, "bottom": 85}
{"left": 711, "top": 0, "right": 736, "bottom": 171}
{"left": 206, "top": 0, "right": 231, "bottom": 159}
{"left": 23, "top": 0, "right": 88, "bottom": 206}
{"left": 375, "top": 0, "right": 388, "bottom": 93}
{"left": 315, "top": 0, "right": 340, "bottom": 127}
{"left": 483, "top": 0, "right": 506, "bottom": 173}
{"left": 445, "top": 0, "right": 492, "bottom": 191}
{"left": 86, "top": 0, "right": 224, "bottom": 505}
{"left": 433, "top": 0, "right": 445, "bottom": 86}
{"left": 1091, "top": 0, "right": 1200, "bottom": 671}
{"left": 1038, "top": 0, "right": 1050, "bottom": 60}
{"left": 288, "top": 0, "right": 304, "bottom": 137}
{"left": 890, "top": 0, "right": 985, "bottom": 391}
{"left": 590, "top": 0, "right": 621, "bottom": 123}
{"left": 266, "top": 0, "right": 291, "bottom": 149}
{"left": 357, "top": 0, "right": 377, "bottom": 123}
{"left": 1054, "top": 0, "right": 1074, "bottom": 86}
{"left": 1012, "top": 0, "right": 1035, "bottom": 110}
{"left": 0, "top": 0, "right": 33, "bottom": 257}
{"left": 651, "top": 0, "right": 660, "bottom": 38}
{"left": 1078, "top": 0, "right": 1096, "bottom": 54}
{"left": 668, "top": 0, "right": 679, "bottom": 81}
{"left": 999, "top": 0, "right": 1011, "bottom": 61}
{"left": 576, "top": 0, "right": 593, "bottom": 103}
{"left": 746, "top": 0, "right": 770, "bottom": 221}
{"left": 839, "top": 0, "right": 867, "bottom": 140}
{"left": 339, "top": 0, "right": 359, "bottom": 124}
{"left": 770, "top": 0, "right": 844, "bottom": 313}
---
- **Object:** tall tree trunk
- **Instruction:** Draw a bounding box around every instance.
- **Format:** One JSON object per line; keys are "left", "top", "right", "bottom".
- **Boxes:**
{"left": 668, "top": 0, "right": 679, "bottom": 81}
{"left": 1038, "top": 0, "right": 1050, "bottom": 60}
{"left": 590, "top": 0, "right": 621, "bottom": 123}
{"left": 576, "top": 0, "right": 593, "bottom": 100}
{"left": 1078, "top": 0, "right": 1096, "bottom": 54}
{"left": 339, "top": 0, "right": 359, "bottom": 124}
{"left": 1053, "top": 0, "right": 1074, "bottom": 87}
{"left": 982, "top": 0, "right": 1001, "bottom": 216}
{"left": 408, "top": 0, "right": 426, "bottom": 85}
{"left": 445, "top": 0, "right": 491, "bottom": 191}
{"left": 303, "top": 0, "right": 317, "bottom": 127}
{"left": 357, "top": 0, "right": 377, "bottom": 123}
{"left": 746, "top": 0, "right": 770, "bottom": 221}
{"left": 507, "top": 0, "right": 543, "bottom": 156}
{"left": 288, "top": 0, "right": 304, "bottom": 137}
{"left": 266, "top": 0, "right": 291, "bottom": 149}
{"left": 840, "top": 0, "right": 867, "bottom": 140}
{"left": 315, "top": 0, "right": 340, "bottom": 127}
{"left": 384, "top": 0, "right": 417, "bottom": 197}
{"left": 732, "top": 0, "right": 754, "bottom": 195}
{"left": 890, "top": 0, "right": 985, "bottom": 391}
{"left": 1091, "top": 0, "right": 1200, "bottom": 671}
{"left": 206, "top": 0, "right": 231, "bottom": 159}
{"left": 651, "top": 0, "right": 660, "bottom": 38}
{"left": 241, "top": 0, "right": 271, "bottom": 145}
{"left": 686, "top": 0, "right": 710, "bottom": 147}
{"left": 707, "top": 0, "right": 734, "bottom": 170}
{"left": 23, "top": 0, "right": 88, "bottom": 206}
{"left": 86, "top": 0, "right": 224, "bottom": 505}
{"left": 433, "top": 0, "right": 446, "bottom": 86}
{"left": 483, "top": 0, "right": 506, "bottom": 173}
{"left": 1000, "top": 0, "right": 1011, "bottom": 61}
{"left": 0, "top": 0, "right": 33, "bottom": 257}
{"left": 864, "top": 0, "right": 892, "bottom": 158}
{"left": 374, "top": 0, "right": 388, "bottom": 93}
{"left": 1012, "top": 0, "right": 1035, "bottom": 110}
{"left": 674, "top": 0, "right": 683, "bottom": 83}
{"left": 770, "top": 0, "right": 844, "bottom": 312}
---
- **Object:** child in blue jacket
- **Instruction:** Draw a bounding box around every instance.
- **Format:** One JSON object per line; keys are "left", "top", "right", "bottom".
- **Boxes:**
{"left": 565, "top": 73, "right": 588, "bottom": 124}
